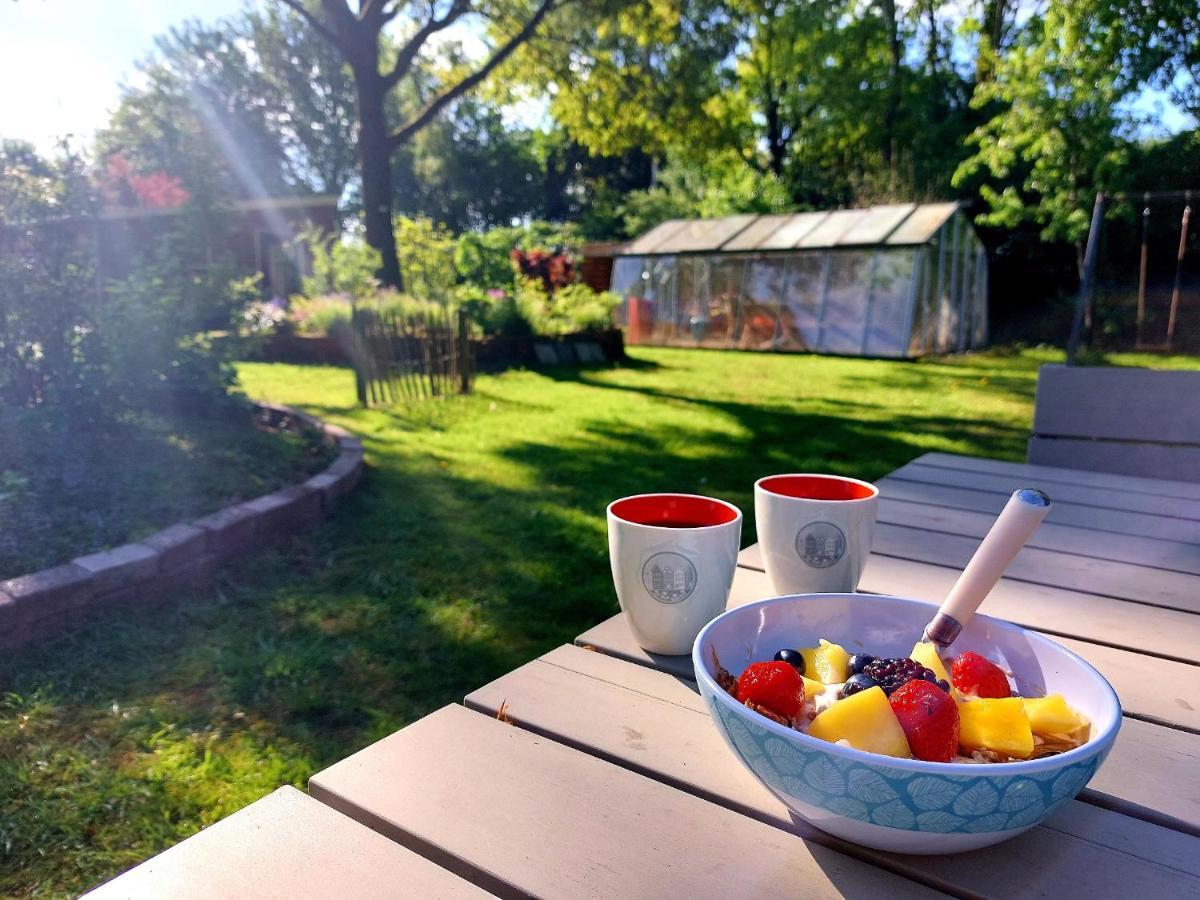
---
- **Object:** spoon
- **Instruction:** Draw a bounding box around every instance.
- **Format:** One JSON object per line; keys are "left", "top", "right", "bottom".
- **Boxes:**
{"left": 922, "top": 488, "right": 1051, "bottom": 650}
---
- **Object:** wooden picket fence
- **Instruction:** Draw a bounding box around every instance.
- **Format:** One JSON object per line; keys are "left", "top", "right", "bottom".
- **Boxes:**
{"left": 345, "top": 306, "right": 473, "bottom": 407}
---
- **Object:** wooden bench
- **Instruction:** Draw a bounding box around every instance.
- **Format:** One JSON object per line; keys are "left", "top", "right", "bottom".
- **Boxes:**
{"left": 1028, "top": 364, "right": 1200, "bottom": 481}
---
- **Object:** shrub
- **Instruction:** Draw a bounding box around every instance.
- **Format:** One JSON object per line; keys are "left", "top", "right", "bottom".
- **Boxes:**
{"left": 454, "top": 221, "right": 579, "bottom": 290}
{"left": 301, "top": 229, "right": 380, "bottom": 301}
{"left": 515, "top": 281, "right": 620, "bottom": 336}
{"left": 394, "top": 216, "right": 457, "bottom": 300}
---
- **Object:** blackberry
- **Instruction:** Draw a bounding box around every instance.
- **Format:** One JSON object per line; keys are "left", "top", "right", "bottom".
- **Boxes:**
{"left": 862, "top": 657, "right": 938, "bottom": 696}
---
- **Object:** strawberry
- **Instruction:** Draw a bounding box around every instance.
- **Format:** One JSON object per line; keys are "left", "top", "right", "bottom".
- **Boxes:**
{"left": 951, "top": 651, "right": 1012, "bottom": 698}
{"left": 736, "top": 661, "right": 805, "bottom": 719}
{"left": 889, "top": 680, "right": 959, "bottom": 762}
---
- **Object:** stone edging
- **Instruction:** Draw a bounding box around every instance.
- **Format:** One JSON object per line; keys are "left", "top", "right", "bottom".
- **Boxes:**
{"left": 0, "top": 404, "right": 364, "bottom": 652}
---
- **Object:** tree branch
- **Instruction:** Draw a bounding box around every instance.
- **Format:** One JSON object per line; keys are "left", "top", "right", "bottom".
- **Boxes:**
{"left": 388, "top": 0, "right": 558, "bottom": 148}
{"left": 384, "top": 0, "right": 472, "bottom": 89}
{"left": 277, "top": 0, "right": 349, "bottom": 56}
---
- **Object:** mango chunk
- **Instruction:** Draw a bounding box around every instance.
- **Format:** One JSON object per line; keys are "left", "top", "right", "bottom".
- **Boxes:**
{"left": 800, "top": 639, "right": 851, "bottom": 684}
{"left": 1023, "top": 695, "right": 1087, "bottom": 736}
{"left": 808, "top": 686, "right": 912, "bottom": 758}
{"left": 958, "top": 697, "right": 1034, "bottom": 759}
{"left": 909, "top": 641, "right": 959, "bottom": 699}
{"left": 801, "top": 675, "right": 826, "bottom": 697}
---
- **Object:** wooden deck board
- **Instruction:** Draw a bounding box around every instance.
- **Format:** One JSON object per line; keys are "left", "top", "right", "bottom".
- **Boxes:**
{"left": 868, "top": 521, "right": 1200, "bottom": 612}
{"left": 84, "top": 787, "right": 488, "bottom": 900}
{"left": 877, "top": 479, "right": 1198, "bottom": 544}
{"left": 889, "top": 462, "right": 1200, "bottom": 520}
{"left": 465, "top": 645, "right": 1200, "bottom": 885}
{"left": 911, "top": 452, "right": 1200, "bottom": 501}
{"left": 877, "top": 495, "right": 1200, "bottom": 575}
{"left": 309, "top": 705, "right": 945, "bottom": 899}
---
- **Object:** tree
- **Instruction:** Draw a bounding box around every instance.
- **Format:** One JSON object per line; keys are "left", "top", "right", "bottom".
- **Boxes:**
{"left": 99, "top": 9, "right": 358, "bottom": 206}
{"left": 952, "top": 0, "right": 1186, "bottom": 264}
{"left": 276, "top": 0, "right": 573, "bottom": 287}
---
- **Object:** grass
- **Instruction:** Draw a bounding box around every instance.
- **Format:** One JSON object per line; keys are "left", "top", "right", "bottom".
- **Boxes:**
{"left": 0, "top": 404, "right": 334, "bottom": 578}
{"left": 0, "top": 345, "right": 1195, "bottom": 896}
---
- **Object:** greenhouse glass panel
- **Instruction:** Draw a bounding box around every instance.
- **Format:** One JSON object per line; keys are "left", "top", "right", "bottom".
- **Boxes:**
{"left": 653, "top": 216, "right": 756, "bottom": 254}
{"left": 739, "top": 256, "right": 785, "bottom": 348}
{"left": 723, "top": 216, "right": 792, "bottom": 251}
{"left": 864, "top": 249, "right": 916, "bottom": 356}
{"left": 700, "top": 255, "right": 746, "bottom": 345}
{"left": 819, "top": 251, "right": 873, "bottom": 353}
{"left": 776, "top": 253, "right": 826, "bottom": 350}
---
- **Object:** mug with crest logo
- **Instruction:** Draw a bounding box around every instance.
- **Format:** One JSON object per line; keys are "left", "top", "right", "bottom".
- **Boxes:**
{"left": 607, "top": 493, "right": 743, "bottom": 655}
{"left": 754, "top": 474, "right": 878, "bottom": 596}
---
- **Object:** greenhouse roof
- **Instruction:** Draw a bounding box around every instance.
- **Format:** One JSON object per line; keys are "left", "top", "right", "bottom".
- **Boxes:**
{"left": 618, "top": 202, "right": 961, "bottom": 256}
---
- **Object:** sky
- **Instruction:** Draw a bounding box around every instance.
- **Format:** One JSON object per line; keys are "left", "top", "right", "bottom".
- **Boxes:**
{"left": 0, "top": 0, "right": 247, "bottom": 153}
{"left": 1, "top": 0, "right": 1194, "bottom": 155}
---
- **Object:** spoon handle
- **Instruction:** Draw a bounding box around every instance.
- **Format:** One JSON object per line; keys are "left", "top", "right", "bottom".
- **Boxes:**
{"left": 924, "top": 488, "right": 1051, "bottom": 649}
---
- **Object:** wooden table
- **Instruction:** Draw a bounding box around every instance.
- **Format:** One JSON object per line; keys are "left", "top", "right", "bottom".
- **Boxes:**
{"left": 90, "top": 452, "right": 1200, "bottom": 898}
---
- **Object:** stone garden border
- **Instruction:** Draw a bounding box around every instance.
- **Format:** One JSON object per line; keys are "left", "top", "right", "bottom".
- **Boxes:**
{"left": 0, "top": 404, "right": 364, "bottom": 652}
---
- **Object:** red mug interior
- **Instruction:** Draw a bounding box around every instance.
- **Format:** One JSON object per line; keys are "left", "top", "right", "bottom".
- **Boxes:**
{"left": 610, "top": 494, "right": 738, "bottom": 529}
{"left": 758, "top": 474, "right": 876, "bottom": 501}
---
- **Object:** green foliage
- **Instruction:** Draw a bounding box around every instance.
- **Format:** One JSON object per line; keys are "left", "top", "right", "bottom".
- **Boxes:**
{"left": 393, "top": 216, "right": 458, "bottom": 300}
{"left": 952, "top": 2, "right": 1133, "bottom": 247}
{"left": 619, "top": 151, "right": 792, "bottom": 236}
{"left": 514, "top": 280, "right": 621, "bottom": 335}
{"left": 301, "top": 230, "right": 381, "bottom": 301}
{"left": 454, "top": 221, "right": 579, "bottom": 289}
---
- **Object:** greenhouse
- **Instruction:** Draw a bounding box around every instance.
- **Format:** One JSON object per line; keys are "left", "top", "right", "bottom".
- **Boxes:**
{"left": 609, "top": 202, "right": 987, "bottom": 358}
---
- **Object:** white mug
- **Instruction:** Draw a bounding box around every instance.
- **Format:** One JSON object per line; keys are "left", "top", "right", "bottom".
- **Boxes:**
{"left": 754, "top": 474, "right": 878, "bottom": 595}
{"left": 607, "top": 493, "right": 743, "bottom": 655}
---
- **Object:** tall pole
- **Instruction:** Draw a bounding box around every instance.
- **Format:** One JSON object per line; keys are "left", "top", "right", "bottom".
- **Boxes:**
{"left": 1135, "top": 196, "right": 1150, "bottom": 349}
{"left": 1066, "top": 192, "right": 1107, "bottom": 365}
{"left": 1165, "top": 195, "right": 1191, "bottom": 351}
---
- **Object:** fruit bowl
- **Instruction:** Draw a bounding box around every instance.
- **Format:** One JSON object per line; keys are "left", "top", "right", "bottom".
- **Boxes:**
{"left": 692, "top": 593, "right": 1121, "bottom": 853}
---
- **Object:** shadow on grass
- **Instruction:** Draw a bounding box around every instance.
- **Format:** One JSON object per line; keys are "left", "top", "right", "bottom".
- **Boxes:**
{"left": 0, "top": 357, "right": 1034, "bottom": 894}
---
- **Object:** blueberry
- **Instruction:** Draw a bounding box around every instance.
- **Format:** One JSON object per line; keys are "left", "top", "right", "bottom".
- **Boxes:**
{"left": 848, "top": 653, "right": 875, "bottom": 675}
{"left": 840, "top": 673, "right": 879, "bottom": 699}
{"left": 774, "top": 648, "right": 806, "bottom": 675}
{"left": 937, "top": 679, "right": 951, "bottom": 693}
{"left": 922, "top": 669, "right": 938, "bottom": 683}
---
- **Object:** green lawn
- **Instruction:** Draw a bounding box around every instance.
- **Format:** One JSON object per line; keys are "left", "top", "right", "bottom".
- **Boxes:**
{"left": 0, "top": 405, "right": 333, "bottom": 578}
{"left": 0, "top": 345, "right": 1193, "bottom": 895}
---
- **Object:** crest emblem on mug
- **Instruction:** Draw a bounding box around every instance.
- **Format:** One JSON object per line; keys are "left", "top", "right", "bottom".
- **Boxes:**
{"left": 642, "top": 552, "right": 698, "bottom": 604}
{"left": 795, "top": 522, "right": 846, "bottom": 568}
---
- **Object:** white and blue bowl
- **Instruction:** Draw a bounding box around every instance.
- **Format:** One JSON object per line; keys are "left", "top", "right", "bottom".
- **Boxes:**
{"left": 693, "top": 593, "right": 1121, "bottom": 853}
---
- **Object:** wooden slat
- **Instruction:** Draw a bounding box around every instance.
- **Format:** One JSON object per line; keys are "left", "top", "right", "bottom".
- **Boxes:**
{"left": 888, "top": 462, "right": 1200, "bottom": 521}
{"left": 912, "top": 452, "right": 1200, "bottom": 501}
{"left": 1028, "top": 437, "right": 1200, "bottom": 484}
{"left": 1032, "top": 364, "right": 1200, "bottom": 445}
{"left": 869, "top": 522, "right": 1200, "bottom": 612}
{"left": 736, "top": 548, "right": 1200, "bottom": 665}
{"left": 468, "top": 646, "right": 1200, "bottom": 871}
{"left": 84, "top": 787, "right": 486, "bottom": 899}
{"left": 578, "top": 569, "right": 1200, "bottom": 733}
{"left": 310, "top": 705, "right": 944, "bottom": 899}
{"left": 878, "top": 495, "right": 1200, "bottom": 575}
{"left": 878, "top": 478, "right": 1198, "bottom": 544}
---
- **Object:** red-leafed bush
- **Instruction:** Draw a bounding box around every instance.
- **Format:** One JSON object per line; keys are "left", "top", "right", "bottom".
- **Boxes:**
{"left": 99, "top": 154, "right": 190, "bottom": 210}
{"left": 510, "top": 247, "right": 576, "bottom": 293}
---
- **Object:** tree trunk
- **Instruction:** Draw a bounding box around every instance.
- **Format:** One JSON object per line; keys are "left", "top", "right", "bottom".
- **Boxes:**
{"left": 354, "top": 71, "right": 402, "bottom": 288}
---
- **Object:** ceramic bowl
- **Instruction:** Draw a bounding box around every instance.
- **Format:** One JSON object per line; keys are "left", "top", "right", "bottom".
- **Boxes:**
{"left": 692, "top": 593, "right": 1121, "bottom": 853}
